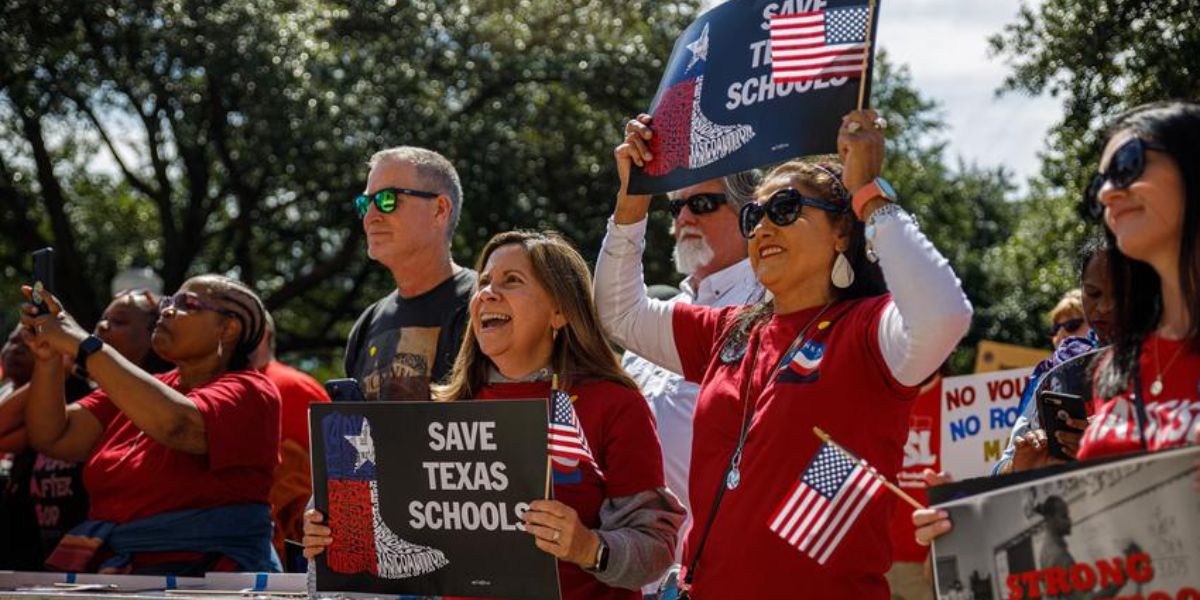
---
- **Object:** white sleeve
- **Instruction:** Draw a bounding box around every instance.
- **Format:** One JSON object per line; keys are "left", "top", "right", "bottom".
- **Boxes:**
{"left": 593, "top": 217, "right": 685, "bottom": 375}
{"left": 872, "top": 208, "right": 973, "bottom": 387}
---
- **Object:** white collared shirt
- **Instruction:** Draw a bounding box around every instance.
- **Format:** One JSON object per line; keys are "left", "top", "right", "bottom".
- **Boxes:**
{"left": 621, "top": 258, "right": 762, "bottom": 531}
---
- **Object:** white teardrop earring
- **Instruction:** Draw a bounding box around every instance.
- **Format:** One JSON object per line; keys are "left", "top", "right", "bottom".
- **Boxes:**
{"left": 831, "top": 251, "right": 855, "bottom": 289}
{"left": 217, "top": 337, "right": 224, "bottom": 359}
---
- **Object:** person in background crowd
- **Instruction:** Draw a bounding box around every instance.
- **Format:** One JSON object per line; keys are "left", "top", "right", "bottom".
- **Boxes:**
{"left": 1, "top": 290, "right": 172, "bottom": 568}
{"left": 0, "top": 325, "right": 38, "bottom": 570}
{"left": 1047, "top": 290, "right": 1087, "bottom": 348}
{"left": 914, "top": 100, "right": 1200, "bottom": 548}
{"left": 305, "top": 230, "right": 685, "bottom": 600}
{"left": 992, "top": 235, "right": 1113, "bottom": 476}
{"left": 19, "top": 275, "right": 281, "bottom": 574}
{"left": 620, "top": 170, "right": 764, "bottom": 562}
{"left": 250, "top": 311, "right": 330, "bottom": 567}
{"left": 344, "top": 146, "right": 476, "bottom": 402}
{"left": 596, "top": 109, "right": 971, "bottom": 599}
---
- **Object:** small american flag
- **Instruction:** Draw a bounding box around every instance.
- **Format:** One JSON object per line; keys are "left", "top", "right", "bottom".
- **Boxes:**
{"left": 767, "top": 442, "right": 883, "bottom": 564}
{"left": 548, "top": 388, "right": 602, "bottom": 476}
{"left": 770, "top": 6, "right": 871, "bottom": 83}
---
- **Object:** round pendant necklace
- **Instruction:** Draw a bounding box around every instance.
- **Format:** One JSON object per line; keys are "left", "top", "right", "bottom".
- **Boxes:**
{"left": 725, "top": 301, "right": 833, "bottom": 491}
{"left": 1150, "top": 336, "right": 1186, "bottom": 397}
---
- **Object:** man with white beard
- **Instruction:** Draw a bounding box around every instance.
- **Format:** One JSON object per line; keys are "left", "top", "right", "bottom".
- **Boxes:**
{"left": 619, "top": 171, "right": 764, "bottom": 564}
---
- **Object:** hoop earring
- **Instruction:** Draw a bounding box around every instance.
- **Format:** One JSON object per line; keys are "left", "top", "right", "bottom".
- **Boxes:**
{"left": 831, "top": 251, "right": 855, "bottom": 289}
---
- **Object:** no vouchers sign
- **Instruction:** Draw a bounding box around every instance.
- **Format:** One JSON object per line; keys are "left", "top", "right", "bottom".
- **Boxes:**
{"left": 311, "top": 400, "right": 558, "bottom": 600}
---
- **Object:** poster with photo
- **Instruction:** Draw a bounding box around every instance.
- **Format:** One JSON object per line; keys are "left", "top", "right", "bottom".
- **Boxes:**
{"left": 310, "top": 400, "right": 559, "bottom": 600}
{"left": 929, "top": 445, "right": 1200, "bottom": 600}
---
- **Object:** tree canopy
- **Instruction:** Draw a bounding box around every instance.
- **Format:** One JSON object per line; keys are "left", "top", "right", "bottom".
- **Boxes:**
{"left": 9, "top": 0, "right": 1187, "bottom": 375}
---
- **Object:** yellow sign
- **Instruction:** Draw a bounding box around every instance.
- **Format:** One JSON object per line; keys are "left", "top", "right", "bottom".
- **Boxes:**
{"left": 973, "top": 340, "right": 1049, "bottom": 373}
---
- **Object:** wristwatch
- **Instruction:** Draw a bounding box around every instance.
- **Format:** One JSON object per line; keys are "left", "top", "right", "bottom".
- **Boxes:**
{"left": 75, "top": 335, "right": 104, "bottom": 379}
{"left": 851, "top": 176, "right": 897, "bottom": 221}
{"left": 585, "top": 538, "right": 610, "bottom": 573}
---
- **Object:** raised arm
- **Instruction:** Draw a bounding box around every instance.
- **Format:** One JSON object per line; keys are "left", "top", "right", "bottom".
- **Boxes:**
{"left": 17, "top": 334, "right": 103, "bottom": 462}
{"left": 21, "top": 289, "right": 208, "bottom": 455}
{"left": 838, "top": 110, "right": 972, "bottom": 387}
{"left": 594, "top": 115, "right": 684, "bottom": 374}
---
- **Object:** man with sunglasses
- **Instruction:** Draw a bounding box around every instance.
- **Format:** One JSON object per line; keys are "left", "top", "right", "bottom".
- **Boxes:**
{"left": 343, "top": 146, "right": 476, "bottom": 402}
{"left": 619, "top": 170, "right": 764, "bottom": 564}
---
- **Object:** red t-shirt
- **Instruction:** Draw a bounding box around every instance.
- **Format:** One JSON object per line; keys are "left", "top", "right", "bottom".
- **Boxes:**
{"left": 473, "top": 378, "right": 665, "bottom": 600}
{"left": 262, "top": 360, "right": 330, "bottom": 450}
{"left": 888, "top": 377, "right": 941, "bottom": 563}
{"left": 674, "top": 296, "right": 916, "bottom": 600}
{"left": 79, "top": 369, "right": 281, "bottom": 523}
{"left": 1077, "top": 335, "right": 1200, "bottom": 461}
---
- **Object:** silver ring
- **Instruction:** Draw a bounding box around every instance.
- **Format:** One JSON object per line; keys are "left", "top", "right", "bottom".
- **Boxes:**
{"left": 874, "top": 117, "right": 888, "bottom": 130}
{"left": 847, "top": 121, "right": 862, "bottom": 133}
{"left": 552, "top": 529, "right": 560, "bottom": 542}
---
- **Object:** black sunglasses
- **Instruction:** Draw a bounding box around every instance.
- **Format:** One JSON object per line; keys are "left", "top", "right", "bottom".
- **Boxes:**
{"left": 738, "top": 188, "right": 846, "bottom": 238}
{"left": 354, "top": 187, "right": 439, "bottom": 218}
{"left": 669, "top": 193, "right": 727, "bottom": 218}
{"left": 1047, "top": 318, "right": 1085, "bottom": 337}
{"left": 1081, "top": 137, "right": 1167, "bottom": 219}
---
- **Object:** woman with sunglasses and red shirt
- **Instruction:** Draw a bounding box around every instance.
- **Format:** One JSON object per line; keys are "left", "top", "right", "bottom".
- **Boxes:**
{"left": 18, "top": 275, "right": 281, "bottom": 574}
{"left": 915, "top": 101, "right": 1200, "bottom": 547}
{"left": 595, "top": 109, "right": 972, "bottom": 599}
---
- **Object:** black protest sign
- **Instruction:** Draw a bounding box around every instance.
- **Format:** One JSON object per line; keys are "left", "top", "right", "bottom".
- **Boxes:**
{"left": 628, "top": 0, "right": 882, "bottom": 195}
{"left": 929, "top": 445, "right": 1200, "bottom": 600}
{"left": 311, "top": 400, "right": 559, "bottom": 600}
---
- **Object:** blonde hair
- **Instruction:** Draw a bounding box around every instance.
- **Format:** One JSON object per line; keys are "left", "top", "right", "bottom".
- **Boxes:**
{"left": 435, "top": 230, "right": 636, "bottom": 401}
{"left": 1048, "top": 289, "right": 1084, "bottom": 325}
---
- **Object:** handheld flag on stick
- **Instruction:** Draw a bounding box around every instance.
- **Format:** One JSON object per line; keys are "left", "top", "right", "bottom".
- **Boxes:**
{"left": 546, "top": 375, "right": 603, "bottom": 498}
{"left": 812, "top": 426, "right": 925, "bottom": 510}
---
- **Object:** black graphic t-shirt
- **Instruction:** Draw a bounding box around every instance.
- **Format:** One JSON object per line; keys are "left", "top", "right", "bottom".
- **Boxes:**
{"left": 343, "top": 269, "right": 475, "bottom": 402}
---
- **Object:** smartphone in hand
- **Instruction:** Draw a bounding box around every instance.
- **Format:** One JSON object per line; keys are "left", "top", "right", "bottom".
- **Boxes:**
{"left": 31, "top": 247, "right": 55, "bottom": 316}
{"left": 1039, "top": 390, "right": 1088, "bottom": 461}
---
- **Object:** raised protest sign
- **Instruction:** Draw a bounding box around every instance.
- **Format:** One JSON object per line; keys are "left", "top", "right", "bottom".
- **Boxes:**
{"left": 310, "top": 400, "right": 559, "bottom": 600}
{"left": 929, "top": 445, "right": 1200, "bottom": 600}
{"left": 628, "top": 0, "right": 882, "bottom": 194}
{"left": 938, "top": 368, "right": 1031, "bottom": 480}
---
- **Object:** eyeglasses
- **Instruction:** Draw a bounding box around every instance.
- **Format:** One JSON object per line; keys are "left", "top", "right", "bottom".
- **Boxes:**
{"left": 354, "top": 187, "right": 439, "bottom": 218}
{"left": 668, "top": 193, "right": 727, "bottom": 218}
{"left": 1047, "top": 318, "right": 1085, "bottom": 337}
{"left": 738, "top": 188, "right": 846, "bottom": 238}
{"left": 1081, "top": 137, "right": 1167, "bottom": 219}
{"left": 158, "top": 292, "right": 233, "bottom": 317}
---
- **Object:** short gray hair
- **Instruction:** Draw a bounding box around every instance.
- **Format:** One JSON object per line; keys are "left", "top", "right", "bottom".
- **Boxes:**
{"left": 720, "top": 170, "right": 762, "bottom": 212}
{"left": 668, "top": 170, "right": 762, "bottom": 213}
{"left": 368, "top": 146, "right": 463, "bottom": 242}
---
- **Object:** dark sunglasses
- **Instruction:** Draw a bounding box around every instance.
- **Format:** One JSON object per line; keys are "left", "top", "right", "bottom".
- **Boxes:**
{"left": 738, "top": 188, "right": 846, "bottom": 238}
{"left": 354, "top": 187, "right": 439, "bottom": 218}
{"left": 158, "top": 292, "right": 233, "bottom": 317}
{"left": 1081, "top": 137, "right": 1167, "bottom": 219}
{"left": 1047, "top": 318, "right": 1085, "bottom": 337}
{"left": 668, "top": 193, "right": 727, "bottom": 218}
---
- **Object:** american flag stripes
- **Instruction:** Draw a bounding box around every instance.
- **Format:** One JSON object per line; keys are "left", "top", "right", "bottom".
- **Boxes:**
{"left": 768, "top": 442, "right": 883, "bottom": 564}
{"left": 769, "top": 6, "right": 871, "bottom": 83}
{"left": 548, "top": 388, "right": 602, "bottom": 477}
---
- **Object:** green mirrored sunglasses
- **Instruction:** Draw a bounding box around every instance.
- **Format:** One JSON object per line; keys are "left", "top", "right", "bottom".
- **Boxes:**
{"left": 354, "top": 187, "right": 439, "bottom": 218}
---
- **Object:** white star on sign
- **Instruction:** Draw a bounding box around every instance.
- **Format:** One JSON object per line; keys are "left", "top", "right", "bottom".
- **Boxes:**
{"left": 345, "top": 419, "right": 375, "bottom": 470}
{"left": 686, "top": 23, "right": 710, "bottom": 72}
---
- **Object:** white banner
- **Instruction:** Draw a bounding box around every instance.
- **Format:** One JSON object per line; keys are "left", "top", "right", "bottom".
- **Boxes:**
{"left": 939, "top": 368, "right": 1032, "bottom": 479}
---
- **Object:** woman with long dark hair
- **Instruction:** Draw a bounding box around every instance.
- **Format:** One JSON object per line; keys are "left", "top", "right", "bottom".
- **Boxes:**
{"left": 304, "top": 231, "right": 684, "bottom": 599}
{"left": 595, "top": 109, "right": 972, "bottom": 598}
{"left": 1078, "top": 101, "right": 1200, "bottom": 459}
{"left": 914, "top": 100, "right": 1200, "bottom": 546}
